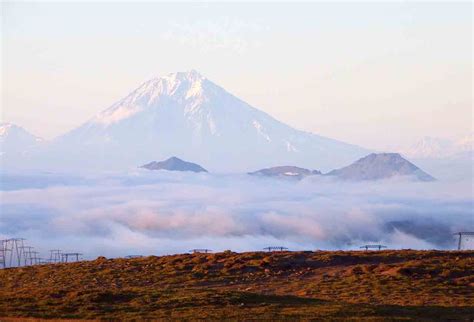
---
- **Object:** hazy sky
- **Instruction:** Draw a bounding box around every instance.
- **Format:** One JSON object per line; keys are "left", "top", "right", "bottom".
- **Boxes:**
{"left": 1, "top": 2, "right": 472, "bottom": 149}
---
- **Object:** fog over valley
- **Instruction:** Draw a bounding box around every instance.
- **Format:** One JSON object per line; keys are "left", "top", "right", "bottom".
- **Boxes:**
{"left": 1, "top": 169, "right": 472, "bottom": 258}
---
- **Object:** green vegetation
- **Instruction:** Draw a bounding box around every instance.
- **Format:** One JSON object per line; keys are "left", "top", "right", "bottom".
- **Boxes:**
{"left": 0, "top": 250, "right": 473, "bottom": 320}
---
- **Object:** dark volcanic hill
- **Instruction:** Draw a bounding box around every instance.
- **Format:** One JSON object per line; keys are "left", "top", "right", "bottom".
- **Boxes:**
{"left": 326, "top": 153, "right": 435, "bottom": 181}
{"left": 249, "top": 166, "right": 321, "bottom": 180}
{"left": 140, "top": 156, "right": 207, "bottom": 173}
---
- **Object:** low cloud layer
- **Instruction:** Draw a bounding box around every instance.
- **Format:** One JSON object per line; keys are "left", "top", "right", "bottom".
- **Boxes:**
{"left": 1, "top": 170, "right": 473, "bottom": 259}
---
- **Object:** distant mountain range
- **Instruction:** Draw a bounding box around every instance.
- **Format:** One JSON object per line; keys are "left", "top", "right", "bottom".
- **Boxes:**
{"left": 2, "top": 71, "right": 469, "bottom": 175}
{"left": 140, "top": 157, "right": 207, "bottom": 173}
{"left": 0, "top": 71, "right": 368, "bottom": 172}
{"left": 398, "top": 134, "right": 473, "bottom": 160}
{"left": 141, "top": 153, "right": 435, "bottom": 182}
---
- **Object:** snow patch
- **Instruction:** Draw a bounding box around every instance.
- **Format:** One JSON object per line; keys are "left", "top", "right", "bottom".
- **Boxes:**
{"left": 286, "top": 140, "right": 298, "bottom": 152}
{"left": 94, "top": 105, "right": 142, "bottom": 125}
{"left": 252, "top": 120, "right": 271, "bottom": 142}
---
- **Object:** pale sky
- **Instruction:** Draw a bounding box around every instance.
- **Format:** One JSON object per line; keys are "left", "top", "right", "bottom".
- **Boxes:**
{"left": 1, "top": 1, "right": 472, "bottom": 150}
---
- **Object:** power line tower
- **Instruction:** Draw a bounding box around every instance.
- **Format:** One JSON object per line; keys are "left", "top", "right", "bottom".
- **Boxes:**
{"left": 454, "top": 232, "right": 474, "bottom": 250}
{"left": 49, "top": 250, "right": 62, "bottom": 263}
{"left": 1, "top": 239, "right": 14, "bottom": 267}
{"left": 19, "top": 246, "right": 35, "bottom": 266}
{"left": 360, "top": 244, "right": 387, "bottom": 251}
{"left": 189, "top": 249, "right": 212, "bottom": 254}
{"left": 1, "top": 238, "right": 26, "bottom": 267}
{"left": 0, "top": 240, "right": 6, "bottom": 268}
{"left": 37, "top": 258, "right": 49, "bottom": 265}
{"left": 61, "top": 253, "right": 82, "bottom": 263}
{"left": 263, "top": 246, "right": 289, "bottom": 252}
{"left": 124, "top": 255, "right": 143, "bottom": 259}
{"left": 30, "top": 251, "right": 40, "bottom": 265}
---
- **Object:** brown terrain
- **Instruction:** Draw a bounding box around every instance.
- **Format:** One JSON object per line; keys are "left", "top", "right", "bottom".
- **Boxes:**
{"left": 0, "top": 250, "right": 473, "bottom": 320}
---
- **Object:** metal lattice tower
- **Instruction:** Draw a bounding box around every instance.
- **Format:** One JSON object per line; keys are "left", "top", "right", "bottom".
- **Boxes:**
{"left": 1, "top": 238, "right": 26, "bottom": 267}
{"left": 0, "top": 240, "right": 6, "bottom": 268}
{"left": 49, "top": 250, "right": 62, "bottom": 263}
{"left": 30, "top": 251, "right": 40, "bottom": 265}
{"left": 19, "top": 246, "right": 35, "bottom": 266}
{"left": 263, "top": 246, "right": 289, "bottom": 252}
{"left": 360, "top": 244, "right": 387, "bottom": 251}
{"left": 189, "top": 249, "right": 212, "bottom": 254}
{"left": 454, "top": 232, "right": 474, "bottom": 250}
{"left": 61, "top": 253, "right": 82, "bottom": 263}
{"left": 0, "top": 238, "right": 84, "bottom": 269}
{"left": 124, "top": 255, "right": 143, "bottom": 259}
{"left": 1, "top": 239, "right": 13, "bottom": 267}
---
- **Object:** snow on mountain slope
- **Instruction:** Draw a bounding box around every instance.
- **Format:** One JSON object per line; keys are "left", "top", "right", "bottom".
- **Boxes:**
{"left": 0, "top": 122, "right": 43, "bottom": 158}
{"left": 11, "top": 71, "right": 370, "bottom": 172}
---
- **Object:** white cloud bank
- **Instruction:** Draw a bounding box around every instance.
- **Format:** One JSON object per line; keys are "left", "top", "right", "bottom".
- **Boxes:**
{"left": 1, "top": 171, "right": 473, "bottom": 259}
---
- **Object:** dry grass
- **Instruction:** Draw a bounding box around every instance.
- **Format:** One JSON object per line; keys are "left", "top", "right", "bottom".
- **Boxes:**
{"left": 0, "top": 250, "right": 473, "bottom": 320}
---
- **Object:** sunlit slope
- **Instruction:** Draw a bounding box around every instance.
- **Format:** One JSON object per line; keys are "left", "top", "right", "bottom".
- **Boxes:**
{"left": 0, "top": 250, "right": 472, "bottom": 319}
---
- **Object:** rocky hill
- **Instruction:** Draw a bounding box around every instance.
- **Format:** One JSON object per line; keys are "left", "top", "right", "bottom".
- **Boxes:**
{"left": 140, "top": 156, "right": 207, "bottom": 173}
{"left": 248, "top": 166, "right": 321, "bottom": 180}
{"left": 326, "top": 153, "right": 435, "bottom": 181}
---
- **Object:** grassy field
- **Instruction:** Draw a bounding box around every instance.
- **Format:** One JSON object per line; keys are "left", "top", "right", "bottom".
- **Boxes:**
{"left": 0, "top": 250, "right": 473, "bottom": 320}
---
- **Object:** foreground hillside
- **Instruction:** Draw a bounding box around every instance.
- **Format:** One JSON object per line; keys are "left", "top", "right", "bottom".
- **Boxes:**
{"left": 0, "top": 250, "right": 473, "bottom": 320}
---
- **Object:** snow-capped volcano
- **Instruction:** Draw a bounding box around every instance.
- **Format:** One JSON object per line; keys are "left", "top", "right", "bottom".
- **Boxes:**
{"left": 7, "top": 71, "right": 370, "bottom": 172}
